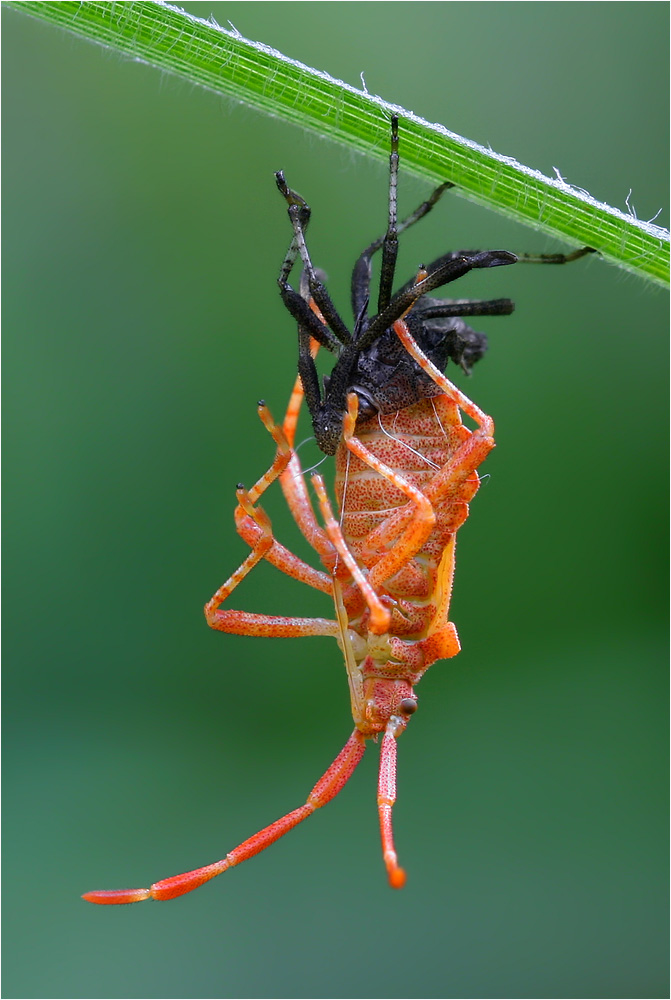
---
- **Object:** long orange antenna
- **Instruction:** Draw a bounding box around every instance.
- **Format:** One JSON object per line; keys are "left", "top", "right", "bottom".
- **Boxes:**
{"left": 378, "top": 723, "right": 406, "bottom": 889}
{"left": 83, "top": 730, "right": 366, "bottom": 904}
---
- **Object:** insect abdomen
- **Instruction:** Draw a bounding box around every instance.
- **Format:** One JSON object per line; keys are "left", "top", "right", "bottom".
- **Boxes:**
{"left": 335, "top": 395, "right": 478, "bottom": 577}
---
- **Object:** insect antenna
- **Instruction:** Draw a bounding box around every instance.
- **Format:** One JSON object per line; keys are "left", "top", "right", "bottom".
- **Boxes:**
{"left": 378, "top": 723, "right": 406, "bottom": 889}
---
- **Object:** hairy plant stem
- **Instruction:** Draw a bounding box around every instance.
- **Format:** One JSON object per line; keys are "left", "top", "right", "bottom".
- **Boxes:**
{"left": 6, "top": 0, "right": 668, "bottom": 286}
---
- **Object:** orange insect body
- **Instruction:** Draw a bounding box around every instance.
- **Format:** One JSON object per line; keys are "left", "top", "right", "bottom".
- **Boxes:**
{"left": 334, "top": 395, "right": 479, "bottom": 733}
{"left": 83, "top": 117, "right": 586, "bottom": 905}
{"left": 83, "top": 317, "right": 493, "bottom": 903}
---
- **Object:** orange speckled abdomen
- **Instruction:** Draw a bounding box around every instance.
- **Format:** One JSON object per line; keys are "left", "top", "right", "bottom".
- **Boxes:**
{"left": 335, "top": 394, "right": 480, "bottom": 606}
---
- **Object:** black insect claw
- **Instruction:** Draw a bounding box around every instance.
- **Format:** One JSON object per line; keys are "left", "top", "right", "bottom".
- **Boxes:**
{"left": 275, "top": 172, "right": 308, "bottom": 212}
{"left": 472, "top": 250, "right": 518, "bottom": 268}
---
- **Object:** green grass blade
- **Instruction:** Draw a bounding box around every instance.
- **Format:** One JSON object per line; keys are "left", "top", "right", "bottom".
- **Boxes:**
{"left": 6, "top": 0, "right": 668, "bottom": 287}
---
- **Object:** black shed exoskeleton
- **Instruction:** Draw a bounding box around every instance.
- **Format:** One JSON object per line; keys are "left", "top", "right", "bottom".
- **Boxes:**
{"left": 275, "top": 115, "right": 594, "bottom": 455}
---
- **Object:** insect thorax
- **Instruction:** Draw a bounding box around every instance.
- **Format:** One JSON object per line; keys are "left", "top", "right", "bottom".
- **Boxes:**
{"left": 348, "top": 305, "right": 489, "bottom": 421}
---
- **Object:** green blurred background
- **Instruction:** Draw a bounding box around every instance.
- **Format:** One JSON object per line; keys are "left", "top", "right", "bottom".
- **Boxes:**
{"left": 3, "top": 3, "right": 668, "bottom": 998}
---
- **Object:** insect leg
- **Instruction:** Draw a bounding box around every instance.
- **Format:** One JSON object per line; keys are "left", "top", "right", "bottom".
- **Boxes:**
{"left": 393, "top": 318, "right": 494, "bottom": 434}
{"left": 206, "top": 484, "right": 338, "bottom": 638}
{"left": 516, "top": 247, "right": 597, "bottom": 264}
{"left": 401, "top": 245, "right": 594, "bottom": 299}
{"left": 82, "top": 729, "right": 367, "bottom": 904}
{"left": 275, "top": 339, "right": 338, "bottom": 566}
{"left": 234, "top": 510, "right": 332, "bottom": 595}
{"left": 358, "top": 250, "right": 517, "bottom": 354}
{"left": 418, "top": 298, "right": 514, "bottom": 318}
{"left": 376, "top": 114, "right": 400, "bottom": 314}
{"left": 352, "top": 117, "right": 454, "bottom": 321}
{"left": 275, "top": 170, "right": 351, "bottom": 346}
{"left": 205, "top": 401, "right": 336, "bottom": 634}
{"left": 311, "top": 472, "right": 391, "bottom": 635}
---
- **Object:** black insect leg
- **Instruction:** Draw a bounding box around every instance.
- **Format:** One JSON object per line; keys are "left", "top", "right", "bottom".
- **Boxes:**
{"left": 376, "top": 115, "right": 400, "bottom": 316}
{"left": 358, "top": 250, "right": 517, "bottom": 353}
{"left": 351, "top": 134, "right": 453, "bottom": 320}
{"left": 296, "top": 320, "right": 325, "bottom": 427}
{"left": 275, "top": 171, "right": 351, "bottom": 347}
{"left": 516, "top": 247, "right": 597, "bottom": 264}
{"left": 278, "top": 223, "right": 309, "bottom": 288}
{"left": 418, "top": 298, "right": 515, "bottom": 319}
{"left": 278, "top": 282, "right": 341, "bottom": 354}
{"left": 351, "top": 183, "right": 455, "bottom": 323}
{"left": 393, "top": 251, "right": 493, "bottom": 299}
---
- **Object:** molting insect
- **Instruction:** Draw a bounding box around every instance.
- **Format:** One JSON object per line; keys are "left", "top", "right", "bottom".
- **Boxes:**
{"left": 83, "top": 117, "right": 592, "bottom": 904}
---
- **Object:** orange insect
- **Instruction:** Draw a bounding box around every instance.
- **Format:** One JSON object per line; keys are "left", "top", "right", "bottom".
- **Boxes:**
{"left": 83, "top": 117, "right": 592, "bottom": 904}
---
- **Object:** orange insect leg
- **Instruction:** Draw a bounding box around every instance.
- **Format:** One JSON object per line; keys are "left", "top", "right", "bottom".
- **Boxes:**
{"left": 393, "top": 318, "right": 494, "bottom": 437}
{"left": 205, "top": 481, "right": 338, "bottom": 639}
{"left": 83, "top": 730, "right": 366, "bottom": 904}
{"left": 233, "top": 394, "right": 333, "bottom": 592}
{"left": 235, "top": 509, "right": 332, "bottom": 595}
{"left": 277, "top": 333, "right": 335, "bottom": 564}
{"left": 204, "top": 400, "right": 338, "bottom": 639}
{"left": 311, "top": 472, "right": 391, "bottom": 634}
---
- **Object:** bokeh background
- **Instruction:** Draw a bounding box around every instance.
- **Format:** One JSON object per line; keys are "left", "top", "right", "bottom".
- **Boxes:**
{"left": 3, "top": 3, "right": 668, "bottom": 998}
